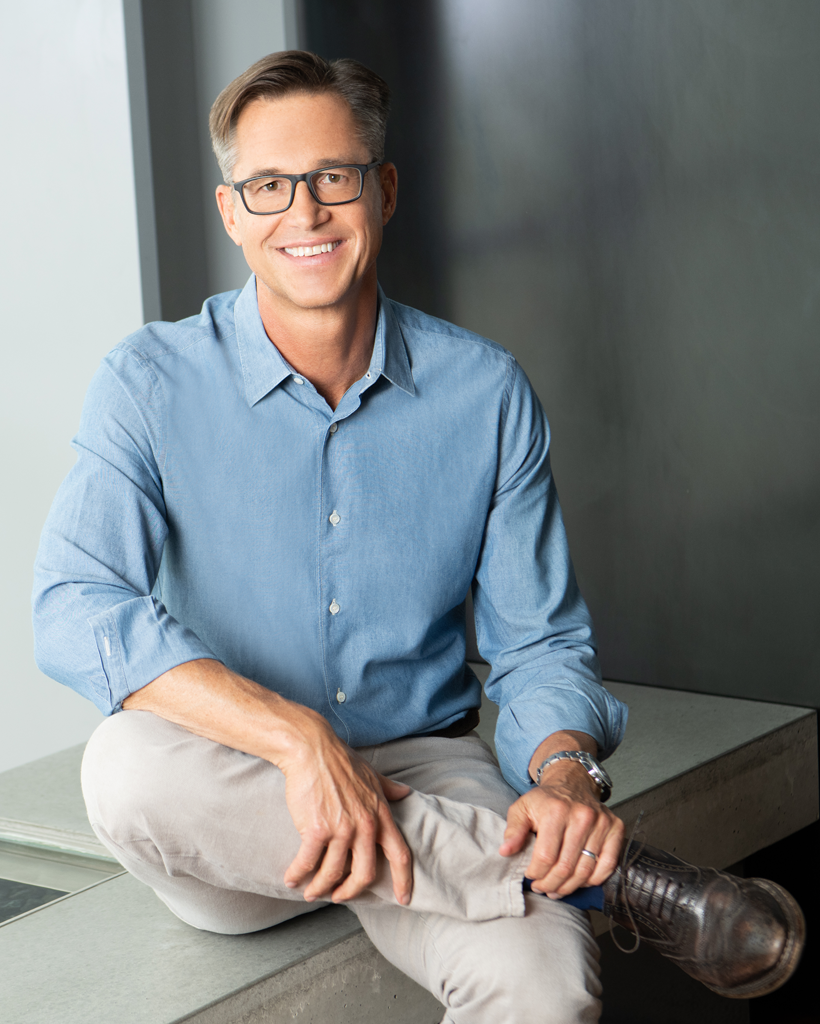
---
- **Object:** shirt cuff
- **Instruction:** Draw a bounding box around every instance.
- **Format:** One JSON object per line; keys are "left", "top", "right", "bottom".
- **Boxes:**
{"left": 89, "top": 596, "right": 216, "bottom": 712}
{"left": 493, "top": 679, "right": 629, "bottom": 794}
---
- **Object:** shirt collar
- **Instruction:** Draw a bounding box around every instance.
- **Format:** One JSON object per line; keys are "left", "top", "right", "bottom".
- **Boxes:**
{"left": 375, "top": 284, "right": 415, "bottom": 396}
{"left": 234, "top": 275, "right": 415, "bottom": 407}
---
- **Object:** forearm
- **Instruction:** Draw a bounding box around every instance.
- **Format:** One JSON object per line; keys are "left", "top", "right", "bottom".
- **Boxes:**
{"left": 122, "top": 658, "right": 334, "bottom": 767}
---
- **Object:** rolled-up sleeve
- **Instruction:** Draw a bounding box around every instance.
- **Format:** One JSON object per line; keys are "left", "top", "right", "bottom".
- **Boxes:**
{"left": 32, "top": 348, "right": 215, "bottom": 715}
{"left": 473, "top": 359, "right": 628, "bottom": 794}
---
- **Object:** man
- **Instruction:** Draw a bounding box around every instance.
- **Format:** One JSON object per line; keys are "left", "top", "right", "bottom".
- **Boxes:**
{"left": 33, "top": 51, "right": 802, "bottom": 1021}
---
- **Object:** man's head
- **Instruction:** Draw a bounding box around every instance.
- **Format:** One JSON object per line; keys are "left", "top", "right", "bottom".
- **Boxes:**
{"left": 211, "top": 51, "right": 397, "bottom": 320}
{"left": 209, "top": 50, "right": 390, "bottom": 185}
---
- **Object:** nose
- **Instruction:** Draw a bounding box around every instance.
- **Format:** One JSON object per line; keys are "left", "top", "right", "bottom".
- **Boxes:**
{"left": 286, "top": 178, "right": 328, "bottom": 225}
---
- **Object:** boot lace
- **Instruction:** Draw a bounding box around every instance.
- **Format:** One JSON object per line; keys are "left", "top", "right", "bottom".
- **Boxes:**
{"left": 610, "top": 811, "right": 645, "bottom": 954}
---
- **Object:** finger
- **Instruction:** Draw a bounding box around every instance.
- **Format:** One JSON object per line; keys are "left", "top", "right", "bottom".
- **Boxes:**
{"left": 530, "top": 806, "right": 597, "bottom": 893}
{"left": 545, "top": 843, "right": 601, "bottom": 896}
{"left": 538, "top": 814, "right": 608, "bottom": 896}
{"left": 378, "top": 808, "right": 413, "bottom": 905}
{"left": 304, "top": 837, "right": 352, "bottom": 901}
{"left": 525, "top": 820, "right": 565, "bottom": 886}
{"left": 284, "top": 834, "right": 326, "bottom": 888}
{"left": 331, "top": 828, "right": 378, "bottom": 902}
{"left": 499, "top": 800, "right": 535, "bottom": 857}
{"left": 586, "top": 816, "right": 625, "bottom": 887}
{"left": 380, "top": 775, "right": 411, "bottom": 801}
{"left": 553, "top": 812, "right": 624, "bottom": 894}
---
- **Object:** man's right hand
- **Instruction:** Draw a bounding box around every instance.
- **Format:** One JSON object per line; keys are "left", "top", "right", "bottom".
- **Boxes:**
{"left": 123, "top": 658, "right": 413, "bottom": 907}
{"left": 278, "top": 717, "right": 413, "bottom": 904}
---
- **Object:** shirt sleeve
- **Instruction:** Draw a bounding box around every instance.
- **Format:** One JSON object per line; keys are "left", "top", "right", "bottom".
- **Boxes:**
{"left": 32, "top": 347, "right": 216, "bottom": 715}
{"left": 473, "top": 357, "right": 628, "bottom": 794}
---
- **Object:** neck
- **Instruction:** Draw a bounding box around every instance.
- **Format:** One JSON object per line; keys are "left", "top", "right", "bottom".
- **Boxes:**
{"left": 256, "top": 275, "right": 378, "bottom": 411}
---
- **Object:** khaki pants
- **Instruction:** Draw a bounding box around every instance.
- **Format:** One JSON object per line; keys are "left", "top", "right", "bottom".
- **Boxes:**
{"left": 82, "top": 711, "right": 602, "bottom": 1023}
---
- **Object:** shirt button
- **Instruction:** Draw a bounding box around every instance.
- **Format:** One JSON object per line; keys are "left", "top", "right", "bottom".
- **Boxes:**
{"left": 365, "top": 371, "right": 372, "bottom": 380}
{"left": 329, "top": 510, "right": 341, "bottom": 526}
{"left": 293, "top": 376, "right": 304, "bottom": 385}
{"left": 329, "top": 599, "right": 340, "bottom": 615}
{"left": 336, "top": 690, "right": 346, "bottom": 703}
{"left": 329, "top": 423, "right": 338, "bottom": 434}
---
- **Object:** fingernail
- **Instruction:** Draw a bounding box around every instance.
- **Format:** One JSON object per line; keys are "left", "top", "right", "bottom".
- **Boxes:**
{"left": 304, "top": 894, "right": 315, "bottom": 902}
{"left": 546, "top": 892, "right": 561, "bottom": 900}
{"left": 285, "top": 881, "right": 297, "bottom": 889}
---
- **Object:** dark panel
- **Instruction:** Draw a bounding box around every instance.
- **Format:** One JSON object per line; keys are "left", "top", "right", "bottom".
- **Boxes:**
{"left": 558, "top": 1, "right": 820, "bottom": 710}
{"left": 304, "top": 0, "right": 820, "bottom": 711}
{"left": 138, "top": 0, "right": 209, "bottom": 322}
{"left": 302, "top": 0, "right": 449, "bottom": 319}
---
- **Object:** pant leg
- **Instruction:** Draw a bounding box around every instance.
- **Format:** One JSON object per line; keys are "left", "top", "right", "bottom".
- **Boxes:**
{"left": 82, "top": 712, "right": 601, "bottom": 1021}
{"left": 81, "top": 711, "right": 530, "bottom": 928}
{"left": 352, "top": 734, "right": 603, "bottom": 1024}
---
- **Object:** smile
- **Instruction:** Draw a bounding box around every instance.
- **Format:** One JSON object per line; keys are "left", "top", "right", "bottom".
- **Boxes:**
{"left": 282, "top": 241, "right": 341, "bottom": 257}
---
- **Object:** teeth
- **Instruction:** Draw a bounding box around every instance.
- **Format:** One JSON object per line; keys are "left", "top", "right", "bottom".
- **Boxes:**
{"left": 284, "top": 241, "right": 340, "bottom": 257}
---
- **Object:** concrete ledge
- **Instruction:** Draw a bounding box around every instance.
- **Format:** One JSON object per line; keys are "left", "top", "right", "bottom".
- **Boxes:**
{"left": 0, "top": 676, "right": 816, "bottom": 1023}
{"left": 0, "top": 872, "right": 442, "bottom": 1024}
{"left": 611, "top": 712, "right": 816, "bottom": 866}
{"left": 184, "top": 930, "right": 442, "bottom": 1024}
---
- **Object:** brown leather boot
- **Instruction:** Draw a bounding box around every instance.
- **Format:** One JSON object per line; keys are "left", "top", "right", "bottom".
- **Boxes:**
{"left": 601, "top": 841, "right": 805, "bottom": 998}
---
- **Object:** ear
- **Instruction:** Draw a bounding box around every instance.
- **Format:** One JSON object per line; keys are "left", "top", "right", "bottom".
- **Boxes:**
{"left": 379, "top": 163, "right": 398, "bottom": 226}
{"left": 216, "top": 185, "right": 244, "bottom": 246}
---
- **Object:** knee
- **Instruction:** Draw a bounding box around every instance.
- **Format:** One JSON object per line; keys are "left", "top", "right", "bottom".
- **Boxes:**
{"left": 81, "top": 710, "right": 182, "bottom": 840}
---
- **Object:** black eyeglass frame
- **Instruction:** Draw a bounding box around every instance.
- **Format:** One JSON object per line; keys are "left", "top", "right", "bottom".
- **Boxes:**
{"left": 232, "top": 160, "right": 383, "bottom": 215}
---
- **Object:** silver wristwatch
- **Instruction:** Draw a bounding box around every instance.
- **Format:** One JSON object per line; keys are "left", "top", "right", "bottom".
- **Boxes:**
{"left": 535, "top": 750, "right": 612, "bottom": 802}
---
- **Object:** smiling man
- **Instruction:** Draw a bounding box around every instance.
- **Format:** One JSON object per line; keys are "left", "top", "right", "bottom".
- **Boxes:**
{"left": 33, "top": 51, "right": 804, "bottom": 1022}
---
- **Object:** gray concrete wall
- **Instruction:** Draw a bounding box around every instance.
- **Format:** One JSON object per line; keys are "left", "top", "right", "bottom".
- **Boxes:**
{"left": 304, "top": 0, "right": 820, "bottom": 713}
{"left": 0, "top": 0, "right": 143, "bottom": 772}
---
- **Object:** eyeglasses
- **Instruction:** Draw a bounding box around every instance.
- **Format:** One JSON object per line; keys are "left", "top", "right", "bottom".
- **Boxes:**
{"left": 232, "top": 161, "right": 382, "bottom": 215}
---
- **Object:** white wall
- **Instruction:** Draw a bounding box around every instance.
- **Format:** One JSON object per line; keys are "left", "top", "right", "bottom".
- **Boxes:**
{"left": 0, "top": 0, "right": 143, "bottom": 772}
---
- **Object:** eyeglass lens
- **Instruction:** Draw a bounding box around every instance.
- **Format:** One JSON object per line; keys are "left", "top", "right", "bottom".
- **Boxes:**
{"left": 242, "top": 166, "right": 364, "bottom": 213}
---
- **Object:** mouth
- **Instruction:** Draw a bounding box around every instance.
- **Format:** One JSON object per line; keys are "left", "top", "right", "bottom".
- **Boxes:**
{"left": 281, "top": 240, "right": 342, "bottom": 258}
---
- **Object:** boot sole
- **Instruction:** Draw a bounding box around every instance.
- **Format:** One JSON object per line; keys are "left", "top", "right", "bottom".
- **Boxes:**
{"left": 703, "top": 879, "right": 806, "bottom": 1000}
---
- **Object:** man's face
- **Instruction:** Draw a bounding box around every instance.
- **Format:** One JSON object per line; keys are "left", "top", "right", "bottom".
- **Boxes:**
{"left": 216, "top": 91, "right": 397, "bottom": 315}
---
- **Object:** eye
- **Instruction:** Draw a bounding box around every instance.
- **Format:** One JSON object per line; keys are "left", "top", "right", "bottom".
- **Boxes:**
{"left": 245, "top": 176, "right": 286, "bottom": 196}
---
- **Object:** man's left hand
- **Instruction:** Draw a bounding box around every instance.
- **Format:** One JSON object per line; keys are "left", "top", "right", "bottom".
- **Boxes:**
{"left": 499, "top": 731, "right": 624, "bottom": 897}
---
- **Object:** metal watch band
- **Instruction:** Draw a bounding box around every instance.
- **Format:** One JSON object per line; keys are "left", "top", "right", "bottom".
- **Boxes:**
{"left": 535, "top": 750, "right": 613, "bottom": 802}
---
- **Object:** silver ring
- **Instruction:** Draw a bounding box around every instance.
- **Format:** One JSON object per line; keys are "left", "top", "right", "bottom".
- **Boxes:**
{"left": 580, "top": 849, "right": 598, "bottom": 861}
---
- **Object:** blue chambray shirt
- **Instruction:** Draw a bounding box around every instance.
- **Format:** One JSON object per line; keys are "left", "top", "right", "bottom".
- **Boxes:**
{"left": 33, "top": 276, "right": 627, "bottom": 794}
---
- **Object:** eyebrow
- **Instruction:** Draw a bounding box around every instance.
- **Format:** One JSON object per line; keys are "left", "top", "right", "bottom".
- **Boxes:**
{"left": 245, "top": 159, "right": 358, "bottom": 177}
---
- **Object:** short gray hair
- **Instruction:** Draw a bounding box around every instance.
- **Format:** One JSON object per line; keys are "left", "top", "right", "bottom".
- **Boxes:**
{"left": 209, "top": 50, "right": 390, "bottom": 183}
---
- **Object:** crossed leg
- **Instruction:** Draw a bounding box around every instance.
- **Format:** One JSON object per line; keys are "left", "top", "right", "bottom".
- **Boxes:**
{"left": 82, "top": 711, "right": 602, "bottom": 1023}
